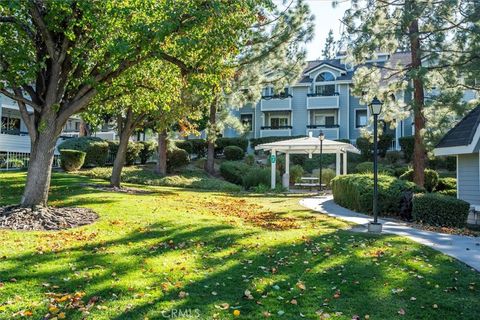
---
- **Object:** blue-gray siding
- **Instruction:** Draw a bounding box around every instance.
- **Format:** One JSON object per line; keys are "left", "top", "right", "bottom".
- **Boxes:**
{"left": 458, "top": 153, "right": 480, "bottom": 205}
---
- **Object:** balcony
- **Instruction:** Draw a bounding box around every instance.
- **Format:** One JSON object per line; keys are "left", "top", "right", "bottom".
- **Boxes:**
{"left": 307, "top": 93, "right": 339, "bottom": 109}
{"left": 305, "top": 125, "right": 339, "bottom": 140}
{"left": 260, "top": 125, "right": 292, "bottom": 138}
{"left": 260, "top": 95, "right": 292, "bottom": 111}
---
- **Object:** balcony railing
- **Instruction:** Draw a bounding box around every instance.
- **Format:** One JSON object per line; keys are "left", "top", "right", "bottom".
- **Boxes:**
{"left": 306, "top": 124, "right": 340, "bottom": 129}
{"left": 261, "top": 125, "right": 293, "bottom": 130}
{"left": 306, "top": 92, "right": 339, "bottom": 97}
{"left": 305, "top": 127, "right": 339, "bottom": 140}
{"left": 261, "top": 94, "right": 293, "bottom": 99}
{"left": 259, "top": 126, "right": 292, "bottom": 138}
{"left": 260, "top": 95, "right": 292, "bottom": 111}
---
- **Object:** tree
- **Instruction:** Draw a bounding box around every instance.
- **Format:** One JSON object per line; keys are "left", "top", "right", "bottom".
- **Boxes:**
{"left": 322, "top": 29, "right": 336, "bottom": 59}
{"left": 204, "top": 0, "right": 314, "bottom": 174}
{"left": 341, "top": 0, "right": 479, "bottom": 187}
{"left": 0, "top": 0, "right": 266, "bottom": 206}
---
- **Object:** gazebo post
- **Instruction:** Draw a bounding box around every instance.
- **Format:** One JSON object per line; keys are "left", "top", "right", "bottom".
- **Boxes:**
{"left": 271, "top": 149, "right": 276, "bottom": 189}
{"left": 342, "top": 152, "right": 347, "bottom": 175}
{"left": 284, "top": 152, "right": 290, "bottom": 190}
{"left": 336, "top": 151, "right": 341, "bottom": 176}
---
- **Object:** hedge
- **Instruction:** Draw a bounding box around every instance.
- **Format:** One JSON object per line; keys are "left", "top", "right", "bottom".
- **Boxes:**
{"left": 219, "top": 161, "right": 280, "bottom": 189}
{"left": 400, "top": 168, "right": 439, "bottom": 192}
{"left": 219, "top": 161, "right": 251, "bottom": 185}
{"left": 355, "top": 161, "right": 395, "bottom": 176}
{"left": 399, "top": 136, "right": 414, "bottom": 162}
{"left": 60, "top": 149, "right": 86, "bottom": 172}
{"left": 166, "top": 148, "right": 189, "bottom": 173}
{"left": 107, "top": 141, "right": 143, "bottom": 166}
{"left": 58, "top": 137, "right": 109, "bottom": 167}
{"left": 190, "top": 139, "right": 207, "bottom": 157}
{"left": 242, "top": 167, "right": 276, "bottom": 190}
{"left": 331, "top": 174, "right": 421, "bottom": 217}
{"left": 412, "top": 193, "right": 469, "bottom": 227}
{"left": 175, "top": 140, "right": 193, "bottom": 154}
{"left": 224, "top": 145, "right": 244, "bottom": 160}
{"left": 139, "top": 141, "right": 157, "bottom": 164}
{"left": 250, "top": 135, "right": 305, "bottom": 149}
{"left": 436, "top": 177, "right": 456, "bottom": 192}
{"left": 438, "top": 189, "right": 457, "bottom": 197}
{"left": 216, "top": 137, "right": 248, "bottom": 153}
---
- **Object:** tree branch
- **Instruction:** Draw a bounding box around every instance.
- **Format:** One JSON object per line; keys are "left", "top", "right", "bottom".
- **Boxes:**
{"left": 0, "top": 88, "right": 41, "bottom": 112}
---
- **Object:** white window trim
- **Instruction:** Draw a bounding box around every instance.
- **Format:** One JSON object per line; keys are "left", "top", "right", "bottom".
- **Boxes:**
{"left": 310, "top": 110, "right": 337, "bottom": 126}
{"left": 354, "top": 108, "right": 368, "bottom": 128}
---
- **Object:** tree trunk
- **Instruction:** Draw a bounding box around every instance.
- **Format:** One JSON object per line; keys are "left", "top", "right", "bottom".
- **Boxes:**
{"left": 110, "top": 128, "right": 132, "bottom": 188}
{"left": 156, "top": 130, "right": 168, "bottom": 175}
{"left": 409, "top": 15, "right": 426, "bottom": 187}
{"left": 205, "top": 99, "right": 217, "bottom": 175}
{"left": 21, "top": 129, "right": 58, "bottom": 207}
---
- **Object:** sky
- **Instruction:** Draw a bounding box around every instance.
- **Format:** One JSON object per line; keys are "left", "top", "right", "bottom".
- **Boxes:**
{"left": 275, "top": 0, "right": 351, "bottom": 61}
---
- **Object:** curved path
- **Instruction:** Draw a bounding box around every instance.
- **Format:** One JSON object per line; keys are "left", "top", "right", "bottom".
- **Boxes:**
{"left": 300, "top": 195, "right": 480, "bottom": 272}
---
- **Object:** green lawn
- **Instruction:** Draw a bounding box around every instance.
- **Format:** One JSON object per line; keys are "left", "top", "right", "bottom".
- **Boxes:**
{"left": 0, "top": 172, "right": 479, "bottom": 320}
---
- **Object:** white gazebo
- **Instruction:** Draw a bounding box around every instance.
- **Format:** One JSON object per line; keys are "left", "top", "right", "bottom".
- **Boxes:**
{"left": 255, "top": 133, "right": 361, "bottom": 189}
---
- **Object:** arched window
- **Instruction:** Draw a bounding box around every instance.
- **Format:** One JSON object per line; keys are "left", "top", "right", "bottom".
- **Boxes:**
{"left": 314, "top": 72, "right": 336, "bottom": 96}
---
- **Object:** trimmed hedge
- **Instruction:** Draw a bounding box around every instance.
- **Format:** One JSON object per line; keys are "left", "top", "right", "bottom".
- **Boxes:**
{"left": 438, "top": 189, "right": 457, "bottom": 197}
{"left": 412, "top": 193, "right": 469, "bottom": 227}
{"left": 107, "top": 141, "right": 143, "bottom": 166}
{"left": 224, "top": 145, "right": 245, "bottom": 160}
{"left": 436, "top": 177, "right": 456, "bottom": 192}
{"left": 139, "top": 141, "right": 157, "bottom": 164}
{"left": 60, "top": 149, "right": 86, "bottom": 172}
{"left": 400, "top": 168, "right": 439, "bottom": 192}
{"left": 332, "top": 174, "right": 421, "bottom": 216}
{"left": 58, "top": 137, "right": 109, "bottom": 167}
{"left": 175, "top": 140, "right": 193, "bottom": 154}
{"left": 216, "top": 137, "right": 248, "bottom": 153}
{"left": 250, "top": 135, "right": 305, "bottom": 149}
{"left": 399, "top": 136, "right": 414, "bottom": 162}
{"left": 219, "top": 161, "right": 251, "bottom": 185}
{"left": 166, "top": 148, "right": 189, "bottom": 173}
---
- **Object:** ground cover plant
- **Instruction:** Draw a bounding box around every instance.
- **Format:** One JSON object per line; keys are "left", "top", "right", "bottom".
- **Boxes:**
{"left": 0, "top": 172, "right": 479, "bottom": 319}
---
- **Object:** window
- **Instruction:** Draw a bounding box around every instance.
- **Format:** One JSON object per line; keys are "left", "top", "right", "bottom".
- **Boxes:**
{"left": 270, "top": 117, "right": 289, "bottom": 128}
{"left": 311, "top": 110, "right": 336, "bottom": 127}
{"left": 75, "top": 121, "right": 80, "bottom": 131}
{"left": 314, "top": 72, "right": 336, "bottom": 96}
{"left": 355, "top": 109, "right": 368, "bottom": 128}
{"left": 1, "top": 116, "right": 21, "bottom": 133}
{"left": 240, "top": 114, "right": 253, "bottom": 131}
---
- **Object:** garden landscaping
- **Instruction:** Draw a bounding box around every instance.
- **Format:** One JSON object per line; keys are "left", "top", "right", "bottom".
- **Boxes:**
{"left": 0, "top": 172, "right": 480, "bottom": 319}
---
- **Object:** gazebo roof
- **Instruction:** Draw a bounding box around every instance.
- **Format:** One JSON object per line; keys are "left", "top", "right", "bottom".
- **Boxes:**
{"left": 255, "top": 136, "right": 361, "bottom": 154}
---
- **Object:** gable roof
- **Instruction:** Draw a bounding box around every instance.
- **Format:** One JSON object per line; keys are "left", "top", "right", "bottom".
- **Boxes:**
{"left": 436, "top": 106, "right": 480, "bottom": 149}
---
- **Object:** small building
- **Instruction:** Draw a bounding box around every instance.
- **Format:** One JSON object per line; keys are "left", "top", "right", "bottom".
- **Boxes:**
{"left": 434, "top": 106, "right": 480, "bottom": 214}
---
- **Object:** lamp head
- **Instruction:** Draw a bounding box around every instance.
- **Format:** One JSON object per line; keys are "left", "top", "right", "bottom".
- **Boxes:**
{"left": 319, "top": 131, "right": 325, "bottom": 141}
{"left": 369, "top": 97, "right": 383, "bottom": 115}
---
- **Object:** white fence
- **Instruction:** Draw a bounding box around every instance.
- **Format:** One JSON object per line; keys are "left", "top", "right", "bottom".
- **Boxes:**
{"left": 0, "top": 151, "right": 60, "bottom": 170}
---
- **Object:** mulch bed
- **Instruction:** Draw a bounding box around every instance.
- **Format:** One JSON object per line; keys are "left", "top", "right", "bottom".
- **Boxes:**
{"left": 82, "top": 184, "right": 153, "bottom": 195}
{"left": 0, "top": 205, "right": 98, "bottom": 231}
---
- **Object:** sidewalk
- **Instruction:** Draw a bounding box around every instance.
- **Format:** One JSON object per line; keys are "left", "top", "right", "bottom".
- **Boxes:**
{"left": 300, "top": 195, "right": 480, "bottom": 272}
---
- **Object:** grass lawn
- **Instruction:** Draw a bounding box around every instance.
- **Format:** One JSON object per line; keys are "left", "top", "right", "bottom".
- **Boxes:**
{"left": 0, "top": 172, "right": 479, "bottom": 320}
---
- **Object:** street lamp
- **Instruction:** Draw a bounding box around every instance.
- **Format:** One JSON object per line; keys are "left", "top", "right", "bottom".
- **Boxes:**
{"left": 368, "top": 97, "right": 383, "bottom": 233}
{"left": 319, "top": 131, "right": 325, "bottom": 193}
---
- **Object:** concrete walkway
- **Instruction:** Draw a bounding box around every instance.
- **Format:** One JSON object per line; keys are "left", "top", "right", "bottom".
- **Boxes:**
{"left": 300, "top": 195, "right": 480, "bottom": 272}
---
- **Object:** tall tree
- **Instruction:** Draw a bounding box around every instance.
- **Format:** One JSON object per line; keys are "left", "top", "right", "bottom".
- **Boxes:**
{"left": 341, "top": 0, "right": 479, "bottom": 187}
{"left": 0, "top": 0, "right": 267, "bottom": 206}
{"left": 322, "top": 29, "right": 336, "bottom": 59}
{"left": 204, "top": 0, "right": 314, "bottom": 174}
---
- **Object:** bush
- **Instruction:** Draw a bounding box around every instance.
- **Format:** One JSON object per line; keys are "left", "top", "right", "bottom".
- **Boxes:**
{"left": 0, "top": 158, "right": 25, "bottom": 168}
{"left": 243, "top": 167, "right": 279, "bottom": 190}
{"left": 216, "top": 137, "right": 248, "bottom": 153}
{"left": 219, "top": 161, "right": 251, "bottom": 185}
{"left": 175, "top": 140, "right": 193, "bottom": 154}
{"left": 139, "top": 141, "right": 157, "bottom": 164}
{"left": 311, "top": 168, "right": 336, "bottom": 187}
{"left": 355, "top": 134, "right": 393, "bottom": 161}
{"left": 412, "top": 193, "right": 469, "bottom": 227}
{"left": 58, "top": 137, "right": 109, "bottom": 167}
{"left": 166, "top": 148, "right": 189, "bottom": 172}
{"left": 250, "top": 135, "right": 305, "bottom": 149}
{"left": 394, "top": 166, "right": 410, "bottom": 178}
{"left": 190, "top": 139, "right": 207, "bottom": 157}
{"left": 245, "top": 154, "right": 255, "bottom": 166}
{"left": 60, "top": 149, "right": 86, "bottom": 172}
{"left": 399, "top": 136, "right": 414, "bottom": 162}
{"left": 355, "top": 161, "right": 395, "bottom": 176}
{"left": 331, "top": 174, "right": 422, "bottom": 217}
{"left": 303, "top": 154, "right": 335, "bottom": 173}
{"left": 289, "top": 165, "right": 304, "bottom": 183}
{"left": 385, "top": 150, "right": 401, "bottom": 164}
{"left": 400, "top": 168, "right": 439, "bottom": 192}
{"left": 436, "top": 177, "right": 456, "bottom": 192}
{"left": 224, "top": 145, "right": 245, "bottom": 161}
{"left": 438, "top": 189, "right": 457, "bottom": 197}
{"left": 126, "top": 142, "right": 143, "bottom": 166}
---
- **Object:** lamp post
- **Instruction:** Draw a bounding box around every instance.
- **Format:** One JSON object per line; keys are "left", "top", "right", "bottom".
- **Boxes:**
{"left": 319, "top": 131, "right": 325, "bottom": 193}
{"left": 368, "top": 97, "right": 383, "bottom": 233}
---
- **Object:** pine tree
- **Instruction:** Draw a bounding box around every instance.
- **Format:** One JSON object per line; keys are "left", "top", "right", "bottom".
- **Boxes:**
{"left": 322, "top": 29, "right": 336, "bottom": 59}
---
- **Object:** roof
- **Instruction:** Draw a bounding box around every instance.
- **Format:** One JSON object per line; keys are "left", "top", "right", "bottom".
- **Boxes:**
{"left": 436, "top": 106, "right": 480, "bottom": 149}
{"left": 255, "top": 136, "right": 360, "bottom": 154}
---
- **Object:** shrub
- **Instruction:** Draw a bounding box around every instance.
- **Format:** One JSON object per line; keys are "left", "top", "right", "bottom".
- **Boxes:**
{"left": 0, "top": 158, "right": 25, "bottom": 168}
{"left": 438, "top": 189, "right": 457, "bottom": 197}
{"left": 311, "top": 168, "right": 336, "bottom": 187}
{"left": 175, "top": 140, "right": 193, "bottom": 154}
{"left": 303, "top": 154, "right": 335, "bottom": 173}
{"left": 412, "top": 193, "right": 469, "bottom": 227}
{"left": 245, "top": 154, "right": 255, "bottom": 166}
{"left": 385, "top": 150, "right": 401, "bottom": 164}
{"left": 399, "top": 136, "right": 414, "bottom": 162}
{"left": 60, "top": 149, "right": 86, "bottom": 172}
{"left": 224, "top": 145, "right": 245, "bottom": 161}
{"left": 58, "top": 137, "right": 109, "bottom": 167}
{"left": 289, "top": 165, "right": 304, "bottom": 183}
{"left": 436, "top": 177, "right": 456, "bottom": 192}
{"left": 400, "top": 168, "right": 439, "bottom": 192}
{"left": 139, "top": 141, "right": 157, "bottom": 164}
{"left": 190, "top": 139, "right": 207, "bottom": 157}
{"left": 219, "top": 161, "right": 251, "bottom": 185}
{"left": 355, "top": 161, "right": 395, "bottom": 176}
{"left": 356, "top": 137, "right": 372, "bottom": 161}
{"left": 166, "top": 148, "right": 189, "bottom": 173}
{"left": 216, "top": 137, "right": 248, "bottom": 153}
{"left": 331, "top": 174, "right": 422, "bottom": 217}
{"left": 243, "top": 167, "right": 279, "bottom": 190}
{"left": 126, "top": 142, "right": 143, "bottom": 166}
{"left": 394, "top": 166, "right": 410, "bottom": 178}
{"left": 250, "top": 135, "right": 305, "bottom": 149}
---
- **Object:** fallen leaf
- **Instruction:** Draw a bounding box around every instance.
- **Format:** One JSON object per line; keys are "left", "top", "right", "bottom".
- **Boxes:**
{"left": 398, "top": 308, "right": 405, "bottom": 315}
